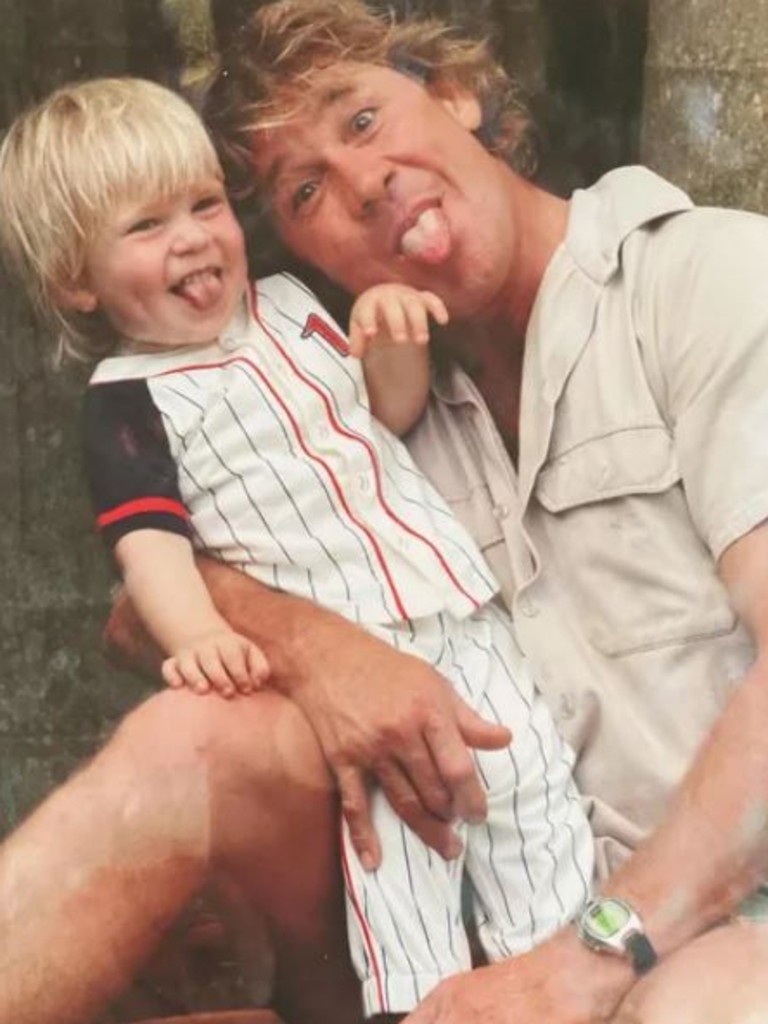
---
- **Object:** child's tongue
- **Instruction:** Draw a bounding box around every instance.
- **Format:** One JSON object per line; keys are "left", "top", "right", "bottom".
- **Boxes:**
{"left": 400, "top": 207, "right": 451, "bottom": 264}
{"left": 176, "top": 270, "right": 222, "bottom": 310}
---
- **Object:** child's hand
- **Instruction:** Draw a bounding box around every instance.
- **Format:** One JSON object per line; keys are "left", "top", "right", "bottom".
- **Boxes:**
{"left": 349, "top": 284, "right": 448, "bottom": 358}
{"left": 162, "top": 629, "right": 269, "bottom": 699}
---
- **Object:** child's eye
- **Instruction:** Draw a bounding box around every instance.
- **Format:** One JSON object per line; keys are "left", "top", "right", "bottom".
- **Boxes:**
{"left": 126, "top": 217, "right": 160, "bottom": 235}
{"left": 194, "top": 194, "right": 224, "bottom": 214}
{"left": 351, "top": 108, "right": 376, "bottom": 134}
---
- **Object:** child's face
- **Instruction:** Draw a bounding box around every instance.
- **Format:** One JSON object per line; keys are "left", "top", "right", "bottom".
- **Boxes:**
{"left": 77, "top": 177, "right": 247, "bottom": 348}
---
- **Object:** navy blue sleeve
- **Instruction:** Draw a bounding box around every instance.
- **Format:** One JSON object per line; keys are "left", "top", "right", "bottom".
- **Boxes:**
{"left": 82, "top": 378, "right": 192, "bottom": 550}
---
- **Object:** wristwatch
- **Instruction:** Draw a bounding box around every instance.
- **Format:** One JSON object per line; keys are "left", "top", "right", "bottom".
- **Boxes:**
{"left": 577, "top": 896, "right": 658, "bottom": 975}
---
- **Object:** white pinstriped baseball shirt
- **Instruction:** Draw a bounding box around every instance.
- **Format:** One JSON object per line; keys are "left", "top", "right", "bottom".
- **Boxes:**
{"left": 84, "top": 272, "right": 498, "bottom": 626}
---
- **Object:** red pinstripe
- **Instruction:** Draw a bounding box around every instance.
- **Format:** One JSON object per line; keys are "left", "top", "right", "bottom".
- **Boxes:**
{"left": 135, "top": 285, "right": 483, "bottom": 615}
{"left": 340, "top": 821, "right": 386, "bottom": 1013}
{"left": 251, "top": 284, "right": 482, "bottom": 611}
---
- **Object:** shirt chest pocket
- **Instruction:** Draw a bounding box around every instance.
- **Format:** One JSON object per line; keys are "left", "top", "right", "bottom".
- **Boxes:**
{"left": 532, "top": 427, "right": 737, "bottom": 656}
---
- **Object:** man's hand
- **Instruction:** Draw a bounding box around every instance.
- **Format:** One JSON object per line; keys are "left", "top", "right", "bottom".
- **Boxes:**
{"left": 288, "top": 637, "right": 510, "bottom": 869}
{"left": 404, "top": 930, "right": 631, "bottom": 1024}
{"left": 106, "top": 559, "right": 510, "bottom": 867}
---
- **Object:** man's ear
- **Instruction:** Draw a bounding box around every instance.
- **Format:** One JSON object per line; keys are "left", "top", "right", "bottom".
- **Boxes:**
{"left": 54, "top": 282, "right": 98, "bottom": 314}
{"left": 433, "top": 81, "right": 483, "bottom": 132}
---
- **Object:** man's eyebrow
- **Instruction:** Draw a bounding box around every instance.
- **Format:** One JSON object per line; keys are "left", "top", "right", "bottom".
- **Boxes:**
{"left": 261, "top": 84, "right": 358, "bottom": 192}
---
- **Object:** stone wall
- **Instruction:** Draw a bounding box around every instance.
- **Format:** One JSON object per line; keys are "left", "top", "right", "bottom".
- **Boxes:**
{"left": 0, "top": 0, "right": 153, "bottom": 844}
{"left": 642, "top": 0, "right": 768, "bottom": 213}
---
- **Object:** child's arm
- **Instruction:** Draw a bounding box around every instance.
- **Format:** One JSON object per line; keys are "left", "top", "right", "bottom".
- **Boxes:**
{"left": 349, "top": 284, "right": 449, "bottom": 435}
{"left": 114, "top": 529, "right": 269, "bottom": 698}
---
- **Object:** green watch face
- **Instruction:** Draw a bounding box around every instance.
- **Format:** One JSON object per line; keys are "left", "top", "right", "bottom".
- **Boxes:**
{"left": 585, "top": 899, "right": 631, "bottom": 939}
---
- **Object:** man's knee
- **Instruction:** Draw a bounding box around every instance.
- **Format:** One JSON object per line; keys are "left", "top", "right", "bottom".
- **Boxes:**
{"left": 112, "top": 687, "right": 329, "bottom": 795}
{"left": 614, "top": 922, "right": 768, "bottom": 1024}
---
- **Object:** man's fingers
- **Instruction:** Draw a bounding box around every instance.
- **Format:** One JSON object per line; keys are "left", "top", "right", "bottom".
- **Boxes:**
{"left": 337, "top": 765, "right": 381, "bottom": 871}
{"left": 422, "top": 715, "right": 487, "bottom": 825}
{"left": 454, "top": 695, "right": 512, "bottom": 750}
{"left": 378, "top": 761, "right": 463, "bottom": 860}
{"left": 377, "top": 743, "right": 453, "bottom": 821}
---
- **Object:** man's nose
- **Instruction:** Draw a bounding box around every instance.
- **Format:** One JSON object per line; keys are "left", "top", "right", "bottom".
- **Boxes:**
{"left": 331, "top": 149, "right": 393, "bottom": 216}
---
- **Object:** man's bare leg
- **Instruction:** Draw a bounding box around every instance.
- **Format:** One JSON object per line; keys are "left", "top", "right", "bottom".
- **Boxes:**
{"left": 0, "top": 687, "right": 360, "bottom": 1024}
{"left": 204, "top": 689, "right": 361, "bottom": 1024}
{"left": 614, "top": 920, "right": 768, "bottom": 1023}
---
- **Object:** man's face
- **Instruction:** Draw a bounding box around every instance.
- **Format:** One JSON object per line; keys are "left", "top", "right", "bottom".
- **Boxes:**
{"left": 251, "top": 63, "right": 518, "bottom": 319}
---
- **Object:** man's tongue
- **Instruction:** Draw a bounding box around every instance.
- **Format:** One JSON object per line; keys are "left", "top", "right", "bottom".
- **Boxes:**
{"left": 400, "top": 207, "right": 451, "bottom": 265}
{"left": 175, "top": 269, "right": 222, "bottom": 310}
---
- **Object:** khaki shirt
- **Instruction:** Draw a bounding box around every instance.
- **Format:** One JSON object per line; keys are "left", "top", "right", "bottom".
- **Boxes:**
{"left": 407, "top": 167, "right": 768, "bottom": 880}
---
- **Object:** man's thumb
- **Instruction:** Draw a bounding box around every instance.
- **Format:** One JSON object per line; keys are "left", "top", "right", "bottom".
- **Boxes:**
{"left": 454, "top": 697, "right": 512, "bottom": 749}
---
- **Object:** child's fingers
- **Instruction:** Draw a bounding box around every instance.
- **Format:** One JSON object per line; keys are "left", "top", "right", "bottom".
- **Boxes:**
{"left": 379, "top": 297, "right": 409, "bottom": 343}
{"left": 420, "top": 290, "right": 450, "bottom": 326}
{"left": 348, "top": 319, "right": 368, "bottom": 359}
{"left": 349, "top": 298, "right": 380, "bottom": 357}
{"left": 246, "top": 642, "right": 270, "bottom": 685}
{"left": 197, "top": 647, "right": 236, "bottom": 698}
{"left": 218, "top": 636, "right": 267, "bottom": 694}
{"left": 401, "top": 293, "right": 433, "bottom": 345}
{"left": 161, "top": 657, "right": 185, "bottom": 690}
{"left": 172, "top": 651, "right": 212, "bottom": 695}
{"left": 217, "top": 638, "right": 251, "bottom": 693}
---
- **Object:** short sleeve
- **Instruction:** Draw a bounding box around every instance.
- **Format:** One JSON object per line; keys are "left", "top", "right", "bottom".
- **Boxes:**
{"left": 644, "top": 208, "right": 768, "bottom": 559}
{"left": 82, "top": 378, "right": 191, "bottom": 549}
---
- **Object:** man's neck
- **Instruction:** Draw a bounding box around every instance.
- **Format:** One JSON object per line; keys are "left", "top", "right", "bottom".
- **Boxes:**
{"left": 503, "top": 178, "right": 570, "bottom": 335}
{"left": 457, "top": 179, "right": 569, "bottom": 461}
{"left": 440, "top": 320, "right": 525, "bottom": 463}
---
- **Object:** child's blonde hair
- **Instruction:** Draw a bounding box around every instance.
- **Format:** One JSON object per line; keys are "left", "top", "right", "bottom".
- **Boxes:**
{"left": 0, "top": 77, "right": 223, "bottom": 362}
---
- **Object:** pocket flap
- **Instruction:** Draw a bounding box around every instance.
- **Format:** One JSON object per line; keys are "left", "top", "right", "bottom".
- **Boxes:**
{"left": 536, "top": 426, "right": 680, "bottom": 512}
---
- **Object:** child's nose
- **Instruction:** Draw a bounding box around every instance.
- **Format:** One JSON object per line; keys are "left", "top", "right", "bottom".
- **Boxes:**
{"left": 171, "top": 215, "right": 209, "bottom": 253}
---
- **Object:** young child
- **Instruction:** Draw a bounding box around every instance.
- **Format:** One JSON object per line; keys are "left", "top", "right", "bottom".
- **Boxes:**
{"left": 0, "top": 77, "right": 592, "bottom": 1018}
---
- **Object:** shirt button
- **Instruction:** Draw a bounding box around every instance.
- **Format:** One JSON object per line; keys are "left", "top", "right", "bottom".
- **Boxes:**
{"left": 494, "top": 503, "right": 510, "bottom": 520}
{"left": 519, "top": 597, "right": 539, "bottom": 618}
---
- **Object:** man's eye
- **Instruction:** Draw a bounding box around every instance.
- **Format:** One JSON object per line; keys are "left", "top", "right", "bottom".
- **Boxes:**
{"left": 291, "top": 181, "right": 318, "bottom": 212}
{"left": 351, "top": 108, "right": 376, "bottom": 134}
{"left": 126, "top": 217, "right": 159, "bottom": 234}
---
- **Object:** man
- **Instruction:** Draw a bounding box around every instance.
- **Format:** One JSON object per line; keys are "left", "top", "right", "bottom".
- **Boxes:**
{"left": 2, "top": 1, "right": 768, "bottom": 1022}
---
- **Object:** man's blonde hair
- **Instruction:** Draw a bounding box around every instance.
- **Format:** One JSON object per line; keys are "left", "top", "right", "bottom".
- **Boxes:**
{"left": 205, "top": 0, "right": 536, "bottom": 198}
{"left": 0, "top": 77, "right": 222, "bottom": 362}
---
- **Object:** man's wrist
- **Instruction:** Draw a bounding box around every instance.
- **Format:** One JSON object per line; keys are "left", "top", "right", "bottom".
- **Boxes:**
{"left": 552, "top": 925, "right": 639, "bottom": 1021}
{"left": 577, "top": 895, "right": 659, "bottom": 975}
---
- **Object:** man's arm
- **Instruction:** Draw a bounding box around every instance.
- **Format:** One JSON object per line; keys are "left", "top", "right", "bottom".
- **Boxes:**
{"left": 405, "top": 521, "right": 768, "bottom": 1024}
{"left": 105, "top": 556, "right": 510, "bottom": 867}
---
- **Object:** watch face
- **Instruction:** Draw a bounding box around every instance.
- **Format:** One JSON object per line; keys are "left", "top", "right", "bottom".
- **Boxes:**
{"left": 584, "top": 899, "right": 631, "bottom": 940}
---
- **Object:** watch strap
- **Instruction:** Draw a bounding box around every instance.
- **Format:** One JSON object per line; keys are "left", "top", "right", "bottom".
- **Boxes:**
{"left": 626, "top": 930, "right": 658, "bottom": 974}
